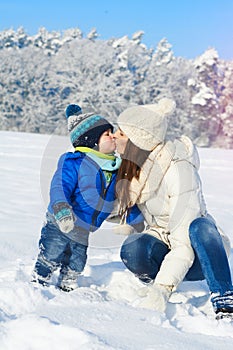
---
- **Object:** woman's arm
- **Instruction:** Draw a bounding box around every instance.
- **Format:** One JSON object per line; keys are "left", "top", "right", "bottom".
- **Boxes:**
{"left": 155, "top": 160, "right": 205, "bottom": 288}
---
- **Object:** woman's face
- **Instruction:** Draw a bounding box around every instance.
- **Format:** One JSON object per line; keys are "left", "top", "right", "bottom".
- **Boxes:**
{"left": 114, "top": 129, "right": 129, "bottom": 155}
{"left": 98, "top": 129, "right": 116, "bottom": 154}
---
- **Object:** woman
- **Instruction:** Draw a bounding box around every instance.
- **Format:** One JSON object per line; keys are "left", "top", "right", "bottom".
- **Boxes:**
{"left": 114, "top": 98, "right": 233, "bottom": 319}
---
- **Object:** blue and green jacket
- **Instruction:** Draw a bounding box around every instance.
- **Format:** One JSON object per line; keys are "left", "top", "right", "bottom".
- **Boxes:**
{"left": 48, "top": 148, "right": 143, "bottom": 232}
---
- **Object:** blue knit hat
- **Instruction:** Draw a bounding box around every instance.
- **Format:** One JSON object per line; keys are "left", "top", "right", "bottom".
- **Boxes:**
{"left": 65, "top": 104, "right": 114, "bottom": 149}
{"left": 66, "top": 104, "right": 82, "bottom": 118}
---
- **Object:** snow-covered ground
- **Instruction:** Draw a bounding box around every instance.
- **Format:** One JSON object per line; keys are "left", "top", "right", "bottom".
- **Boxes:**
{"left": 0, "top": 130, "right": 233, "bottom": 350}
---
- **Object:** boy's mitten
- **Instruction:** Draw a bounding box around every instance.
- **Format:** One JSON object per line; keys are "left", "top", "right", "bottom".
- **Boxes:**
{"left": 137, "top": 283, "right": 172, "bottom": 313}
{"left": 53, "top": 202, "right": 75, "bottom": 233}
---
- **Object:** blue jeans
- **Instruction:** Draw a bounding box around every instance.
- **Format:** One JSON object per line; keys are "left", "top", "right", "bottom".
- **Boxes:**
{"left": 120, "top": 217, "right": 233, "bottom": 295}
{"left": 189, "top": 217, "right": 233, "bottom": 294}
{"left": 34, "top": 221, "right": 89, "bottom": 279}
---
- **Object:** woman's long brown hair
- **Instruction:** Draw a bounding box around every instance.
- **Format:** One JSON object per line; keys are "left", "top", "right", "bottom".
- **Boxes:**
{"left": 116, "top": 139, "right": 150, "bottom": 217}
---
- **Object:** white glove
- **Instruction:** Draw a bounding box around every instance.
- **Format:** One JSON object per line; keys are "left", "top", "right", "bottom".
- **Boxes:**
{"left": 53, "top": 202, "right": 75, "bottom": 234}
{"left": 137, "top": 283, "right": 172, "bottom": 313}
{"left": 112, "top": 224, "right": 135, "bottom": 236}
{"left": 57, "top": 216, "right": 74, "bottom": 234}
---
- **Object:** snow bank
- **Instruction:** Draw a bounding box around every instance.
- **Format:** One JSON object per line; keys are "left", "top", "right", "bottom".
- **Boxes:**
{"left": 0, "top": 131, "right": 233, "bottom": 350}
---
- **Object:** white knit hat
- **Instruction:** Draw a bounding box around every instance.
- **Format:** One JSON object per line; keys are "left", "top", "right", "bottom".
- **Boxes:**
{"left": 117, "top": 98, "right": 176, "bottom": 150}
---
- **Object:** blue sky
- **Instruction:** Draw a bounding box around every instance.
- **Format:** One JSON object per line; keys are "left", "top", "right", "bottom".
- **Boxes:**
{"left": 0, "top": 0, "right": 233, "bottom": 59}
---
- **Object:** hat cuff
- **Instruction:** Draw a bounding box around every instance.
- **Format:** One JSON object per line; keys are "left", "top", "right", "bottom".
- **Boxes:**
{"left": 118, "top": 124, "right": 163, "bottom": 150}
{"left": 71, "top": 120, "right": 113, "bottom": 148}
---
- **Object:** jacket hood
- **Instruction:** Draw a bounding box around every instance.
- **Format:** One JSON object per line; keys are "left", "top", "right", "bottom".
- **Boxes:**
{"left": 173, "top": 135, "right": 200, "bottom": 170}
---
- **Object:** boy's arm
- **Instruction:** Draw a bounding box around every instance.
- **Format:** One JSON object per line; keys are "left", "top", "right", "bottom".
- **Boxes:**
{"left": 49, "top": 154, "right": 78, "bottom": 233}
{"left": 50, "top": 154, "right": 78, "bottom": 207}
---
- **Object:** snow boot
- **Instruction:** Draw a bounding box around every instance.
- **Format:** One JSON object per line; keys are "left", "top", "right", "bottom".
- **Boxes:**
{"left": 32, "top": 253, "right": 58, "bottom": 287}
{"left": 211, "top": 290, "right": 233, "bottom": 320}
{"left": 57, "top": 267, "right": 80, "bottom": 292}
{"left": 31, "top": 270, "right": 52, "bottom": 287}
{"left": 215, "top": 310, "right": 233, "bottom": 320}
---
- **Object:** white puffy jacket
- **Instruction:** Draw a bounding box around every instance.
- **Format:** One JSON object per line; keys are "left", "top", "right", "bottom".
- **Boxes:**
{"left": 128, "top": 135, "right": 231, "bottom": 290}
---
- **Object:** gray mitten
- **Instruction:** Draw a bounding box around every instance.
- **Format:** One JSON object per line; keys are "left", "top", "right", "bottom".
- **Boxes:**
{"left": 53, "top": 202, "right": 75, "bottom": 233}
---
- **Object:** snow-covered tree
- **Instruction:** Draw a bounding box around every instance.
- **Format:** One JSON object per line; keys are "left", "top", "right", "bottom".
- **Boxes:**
{"left": 217, "top": 60, "right": 233, "bottom": 148}
{"left": 87, "top": 28, "right": 99, "bottom": 41}
{"left": 189, "top": 48, "right": 223, "bottom": 146}
{"left": 152, "top": 38, "right": 174, "bottom": 66}
{"left": 0, "top": 27, "right": 232, "bottom": 148}
{"left": 33, "top": 27, "right": 62, "bottom": 54}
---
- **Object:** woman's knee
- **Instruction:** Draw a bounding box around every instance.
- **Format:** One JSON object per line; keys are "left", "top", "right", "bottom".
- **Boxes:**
{"left": 189, "top": 217, "right": 221, "bottom": 247}
{"left": 120, "top": 233, "right": 145, "bottom": 263}
{"left": 120, "top": 233, "right": 167, "bottom": 267}
{"left": 190, "top": 217, "right": 216, "bottom": 239}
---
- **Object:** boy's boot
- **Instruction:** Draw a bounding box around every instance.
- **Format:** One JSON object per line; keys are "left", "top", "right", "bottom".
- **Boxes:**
{"left": 57, "top": 266, "right": 80, "bottom": 292}
{"left": 31, "top": 254, "right": 57, "bottom": 287}
{"left": 31, "top": 270, "right": 52, "bottom": 287}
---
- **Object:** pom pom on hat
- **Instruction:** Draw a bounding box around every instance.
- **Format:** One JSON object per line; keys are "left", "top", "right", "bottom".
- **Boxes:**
{"left": 65, "top": 103, "right": 114, "bottom": 149}
{"left": 144, "top": 98, "right": 176, "bottom": 116}
{"left": 65, "top": 104, "right": 82, "bottom": 119}
{"left": 117, "top": 98, "right": 176, "bottom": 150}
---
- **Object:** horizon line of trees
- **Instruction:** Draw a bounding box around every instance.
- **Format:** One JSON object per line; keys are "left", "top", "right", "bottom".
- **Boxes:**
{"left": 0, "top": 27, "right": 233, "bottom": 148}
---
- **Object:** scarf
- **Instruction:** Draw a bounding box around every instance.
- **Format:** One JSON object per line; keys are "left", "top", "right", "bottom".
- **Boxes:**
{"left": 126, "top": 141, "right": 176, "bottom": 207}
{"left": 75, "top": 147, "right": 122, "bottom": 185}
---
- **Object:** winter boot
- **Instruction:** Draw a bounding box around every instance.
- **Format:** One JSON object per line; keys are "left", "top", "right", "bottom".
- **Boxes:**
{"left": 31, "top": 254, "right": 57, "bottom": 287}
{"left": 57, "top": 266, "right": 80, "bottom": 292}
{"left": 211, "top": 290, "right": 233, "bottom": 320}
{"left": 31, "top": 270, "right": 52, "bottom": 287}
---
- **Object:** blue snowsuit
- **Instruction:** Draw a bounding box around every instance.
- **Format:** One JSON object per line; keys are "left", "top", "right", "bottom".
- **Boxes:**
{"left": 34, "top": 150, "right": 143, "bottom": 281}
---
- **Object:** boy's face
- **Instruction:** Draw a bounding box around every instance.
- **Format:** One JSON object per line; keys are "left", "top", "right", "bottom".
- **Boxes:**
{"left": 98, "top": 129, "right": 116, "bottom": 154}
